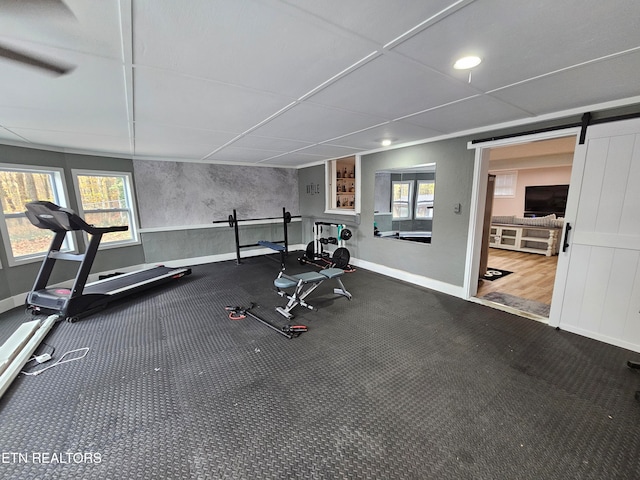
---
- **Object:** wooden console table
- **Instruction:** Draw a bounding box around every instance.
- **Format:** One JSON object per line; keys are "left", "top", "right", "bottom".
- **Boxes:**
{"left": 489, "top": 223, "right": 561, "bottom": 256}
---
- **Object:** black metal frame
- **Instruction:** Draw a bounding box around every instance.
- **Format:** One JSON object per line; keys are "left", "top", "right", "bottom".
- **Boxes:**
{"left": 229, "top": 207, "right": 295, "bottom": 268}
{"left": 24, "top": 201, "right": 191, "bottom": 321}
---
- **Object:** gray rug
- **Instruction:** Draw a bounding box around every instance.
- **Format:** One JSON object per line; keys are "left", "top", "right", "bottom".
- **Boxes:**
{"left": 481, "top": 291, "right": 551, "bottom": 317}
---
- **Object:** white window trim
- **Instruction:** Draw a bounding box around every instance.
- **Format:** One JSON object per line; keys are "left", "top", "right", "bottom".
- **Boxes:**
{"left": 415, "top": 179, "right": 435, "bottom": 219}
{"left": 71, "top": 169, "right": 141, "bottom": 250}
{"left": 0, "top": 163, "right": 73, "bottom": 267}
{"left": 492, "top": 170, "right": 518, "bottom": 198}
{"left": 392, "top": 180, "right": 413, "bottom": 220}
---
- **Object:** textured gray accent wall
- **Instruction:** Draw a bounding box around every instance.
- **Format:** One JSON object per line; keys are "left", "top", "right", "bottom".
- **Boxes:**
{"left": 141, "top": 222, "right": 302, "bottom": 263}
{"left": 133, "top": 160, "right": 299, "bottom": 228}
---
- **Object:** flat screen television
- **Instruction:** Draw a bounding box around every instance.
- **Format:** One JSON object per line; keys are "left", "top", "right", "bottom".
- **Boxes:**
{"left": 524, "top": 184, "right": 569, "bottom": 217}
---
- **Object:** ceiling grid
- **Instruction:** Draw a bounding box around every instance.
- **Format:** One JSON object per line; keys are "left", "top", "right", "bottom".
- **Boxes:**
{"left": 0, "top": 0, "right": 638, "bottom": 166}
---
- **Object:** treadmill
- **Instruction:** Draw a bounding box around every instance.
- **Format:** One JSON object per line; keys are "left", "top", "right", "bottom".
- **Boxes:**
{"left": 25, "top": 201, "right": 191, "bottom": 322}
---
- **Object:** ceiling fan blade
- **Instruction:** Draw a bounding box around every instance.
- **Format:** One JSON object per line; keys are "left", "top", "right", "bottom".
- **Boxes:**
{"left": 0, "top": 43, "right": 74, "bottom": 75}
{"left": 0, "top": 0, "right": 75, "bottom": 19}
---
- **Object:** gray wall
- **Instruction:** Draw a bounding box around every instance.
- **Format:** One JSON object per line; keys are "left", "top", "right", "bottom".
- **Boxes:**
{"left": 298, "top": 138, "right": 475, "bottom": 287}
{"left": 297, "top": 164, "right": 362, "bottom": 248}
{"left": 0, "top": 145, "right": 145, "bottom": 298}
{"left": 133, "top": 160, "right": 299, "bottom": 228}
{"left": 134, "top": 160, "right": 301, "bottom": 262}
{"left": 362, "top": 140, "right": 474, "bottom": 286}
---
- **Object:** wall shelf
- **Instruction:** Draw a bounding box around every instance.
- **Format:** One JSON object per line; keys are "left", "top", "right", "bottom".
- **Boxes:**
{"left": 326, "top": 155, "right": 360, "bottom": 215}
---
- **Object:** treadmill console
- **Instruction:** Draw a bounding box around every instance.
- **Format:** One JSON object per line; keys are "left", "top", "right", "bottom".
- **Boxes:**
{"left": 25, "top": 201, "right": 128, "bottom": 234}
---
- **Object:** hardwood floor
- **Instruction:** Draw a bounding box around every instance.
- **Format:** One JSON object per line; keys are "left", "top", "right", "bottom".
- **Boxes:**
{"left": 476, "top": 248, "right": 558, "bottom": 305}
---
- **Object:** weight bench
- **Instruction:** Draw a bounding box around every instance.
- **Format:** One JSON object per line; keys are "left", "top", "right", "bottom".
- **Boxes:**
{"left": 274, "top": 268, "right": 351, "bottom": 319}
{"left": 258, "top": 240, "right": 286, "bottom": 269}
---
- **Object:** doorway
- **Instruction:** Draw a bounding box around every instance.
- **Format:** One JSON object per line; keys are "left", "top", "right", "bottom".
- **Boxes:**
{"left": 466, "top": 132, "right": 578, "bottom": 320}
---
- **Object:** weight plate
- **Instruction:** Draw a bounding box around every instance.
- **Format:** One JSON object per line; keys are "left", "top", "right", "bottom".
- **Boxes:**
{"left": 340, "top": 228, "right": 352, "bottom": 241}
{"left": 332, "top": 247, "right": 350, "bottom": 269}
{"left": 305, "top": 241, "right": 314, "bottom": 260}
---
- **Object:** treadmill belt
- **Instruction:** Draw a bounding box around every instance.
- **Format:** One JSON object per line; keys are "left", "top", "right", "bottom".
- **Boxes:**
{"left": 83, "top": 266, "right": 188, "bottom": 296}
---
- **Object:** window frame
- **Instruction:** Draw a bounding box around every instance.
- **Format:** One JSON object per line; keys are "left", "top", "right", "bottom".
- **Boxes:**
{"left": 392, "top": 180, "right": 413, "bottom": 220}
{"left": 415, "top": 179, "right": 435, "bottom": 219}
{"left": 71, "top": 169, "right": 140, "bottom": 249}
{"left": 0, "top": 163, "right": 72, "bottom": 266}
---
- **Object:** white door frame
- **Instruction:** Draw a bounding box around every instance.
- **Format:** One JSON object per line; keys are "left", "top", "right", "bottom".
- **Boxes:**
{"left": 463, "top": 127, "right": 581, "bottom": 302}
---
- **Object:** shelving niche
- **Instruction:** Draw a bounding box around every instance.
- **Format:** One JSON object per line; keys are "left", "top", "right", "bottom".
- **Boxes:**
{"left": 326, "top": 155, "right": 359, "bottom": 214}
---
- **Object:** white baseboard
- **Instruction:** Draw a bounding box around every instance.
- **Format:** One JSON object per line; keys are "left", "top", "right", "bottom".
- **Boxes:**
{"left": 0, "top": 296, "right": 21, "bottom": 315}
{"left": 158, "top": 243, "right": 307, "bottom": 269}
{"left": 349, "top": 257, "right": 464, "bottom": 298}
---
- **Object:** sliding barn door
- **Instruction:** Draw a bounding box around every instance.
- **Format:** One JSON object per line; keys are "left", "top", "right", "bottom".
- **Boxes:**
{"left": 550, "top": 117, "right": 640, "bottom": 352}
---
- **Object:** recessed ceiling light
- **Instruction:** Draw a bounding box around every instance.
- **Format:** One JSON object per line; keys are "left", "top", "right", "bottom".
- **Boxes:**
{"left": 453, "top": 56, "right": 482, "bottom": 70}
{"left": 381, "top": 139, "right": 392, "bottom": 147}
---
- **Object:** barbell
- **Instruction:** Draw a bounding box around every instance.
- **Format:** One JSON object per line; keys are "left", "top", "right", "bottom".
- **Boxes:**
{"left": 225, "top": 211, "right": 294, "bottom": 228}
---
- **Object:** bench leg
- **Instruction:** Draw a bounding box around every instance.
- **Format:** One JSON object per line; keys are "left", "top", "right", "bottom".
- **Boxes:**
{"left": 333, "top": 278, "right": 352, "bottom": 300}
{"left": 275, "top": 280, "right": 322, "bottom": 318}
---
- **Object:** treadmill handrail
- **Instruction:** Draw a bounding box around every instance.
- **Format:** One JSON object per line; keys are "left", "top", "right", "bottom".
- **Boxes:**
{"left": 25, "top": 201, "right": 129, "bottom": 235}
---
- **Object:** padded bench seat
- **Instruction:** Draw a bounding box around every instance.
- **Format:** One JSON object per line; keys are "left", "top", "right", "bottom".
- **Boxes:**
{"left": 273, "top": 268, "right": 351, "bottom": 319}
{"left": 275, "top": 271, "right": 326, "bottom": 289}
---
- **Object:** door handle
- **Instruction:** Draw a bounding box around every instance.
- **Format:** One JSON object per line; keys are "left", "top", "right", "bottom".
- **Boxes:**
{"left": 562, "top": 222, "right": 572, "bottom": 252}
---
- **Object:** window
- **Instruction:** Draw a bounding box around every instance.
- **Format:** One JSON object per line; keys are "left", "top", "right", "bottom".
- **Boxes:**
{"left": 72, "top": 170, "right": 139, "bottom": 246}
{"left": 493, "top": 171, "right": 517, "bottom": 198}
{"left": 415, "top": 180, "right": 435, "bottom": 219}
{"left": 392, "top": 181, "right": 412, "bottom": 219}
{"left": 0, "top": 165, "right": 71, "bottom": 264}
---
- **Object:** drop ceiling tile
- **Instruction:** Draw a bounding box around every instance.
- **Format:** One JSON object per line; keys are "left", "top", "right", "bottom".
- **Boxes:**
{"left": 250, "top": 102, "right": 387, "bottom": 143}
{"left": 230, "top": 134, "right": 314, "bottom": 152}
{"left": 257, "top": 152, "right": 326, "bottom": 167}
{"left": 133, "top": 0, "right": 375, "bottom": 97}
{"left": 134, "top": 67, "right": 293, "bottom": 132}
{"left": 133, "top": 123, "right": 237, "bottom": 159}
{"left": 8, "top": 128, "right": 132, "bottom": 156}
{"left": 0, "top": 54, "right": 130, "bottom": 143}
{"left": 295, "top": 144, "right": 363, "bottom": 158}
{"left": 393, "top": 0, "right": 640, "bottom": 92}
{"left": 308, "top": 54, "right": 478, "bottom": 119}
{"left": 0, "top": 104, "right": 130, "bottom": 138}
{"left": 206, "top": 146, "right": 291, "bottom": 164}
{"left": 402, "top": 95, "right": 533, "bottom": 133}
{"left": 490, "top": 50, "right": 640, "bottom": 115}
{"left": 325, "top": 121, "right": 443, "bottom": 150}
{"left": 279, "top": 0, "right": 456, "bottom": 44}
{"left": 0, "top": 128, "right": 26, "bottom": 143}
{"left": 1, "top": 54, "right": 127, "bottom": 113}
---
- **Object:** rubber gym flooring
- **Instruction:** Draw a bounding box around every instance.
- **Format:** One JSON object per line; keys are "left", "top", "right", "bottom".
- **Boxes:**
{"left": 1, "top": 254, "right": 639, "bottom": 479}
